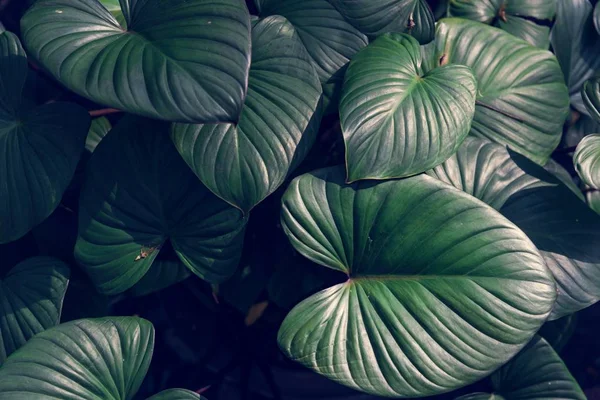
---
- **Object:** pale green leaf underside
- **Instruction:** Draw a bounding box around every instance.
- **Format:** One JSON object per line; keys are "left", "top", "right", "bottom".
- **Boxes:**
{"left": 427, "top": 137, "right": 600, "bottom": 319}
{"left": 0, "top": 30, "right": 90, "bottom": 244}
{"left": 0, "top": 317, "right": 154, "bottom": 399}
{"left": 341, "top": 32, "right": 476, "bottom": 181}
{"left": 583, "top": 77, "right": 600, "bottom": 123}
{"left": 0, "top": 257, "right": 69, "bottom": 364}
{"left": 21, "top": 0, "right": 251, "bottom": 123}
{"left": 574, "top": 134, "right": 600, "bottom": 190}
{"left": 432, "top": 18, "right": 569, "bottom": 165}
{"left": 456, "top": 336, "right": 585, "bottom": 400}
{"left": 329, "top": 0, "right": 435, "bottom": 43}
{"left": 76, "top": 116, "right": 247, "bottom": 295}
{"left": 171, "top": 16, "right": 322, "bottom": 213}
{"left": 449, "top": 0, "right": 556, "bottom": 48}
{"left": 278, "top": 166, "right": 555, "bottom": 397}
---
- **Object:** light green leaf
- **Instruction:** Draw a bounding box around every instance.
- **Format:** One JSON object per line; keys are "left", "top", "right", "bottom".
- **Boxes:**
{"left": 456, "top": 336, "right": 585, "bottom": 400}
{"left": 449, "top": 0, "right": 555, "bottom": 48}
{"left": 278, "top": 166, "right": 555, "bottom": 398}
{"left": 341, "top": 32, "right": 476, "bottom": 181}
{"left": 0, "top": 30, "right": 90, "bottom": 244}
{"left": 583, "top": 77, "right": 600, "bottom": 123}
{"left": 551, "top": 0, "right": 600, "bottom": 115}
{"left": 330, "top": 0, "right": 435, "bottom": 43}
{"left": 255, "top": 0, "right": 367, "bottom": 113}
{"left": 147, "top": 389, "right": 204, "bottom": 400}
{"left": 76, "top": 116, "right": 247, "bottom": 295}
{"left": 85, "top": 117, "right": 111, "bottom": 153}
{"left": 0, "top": 317, "right": 153, "bottom": 399}
{"left": 0, "top": 257, "right": 69, "bottom": 364}
{"left": 427, "top": 137, "right": 600, "bottom": 319}
{"left": 99, "top": 0, "right": 126, "bottom": 29}
{"left": 428, "top": 18, "right": 569, "bottom": 165}
{"left": 588, "top": 189, "right": 600, "bottom": 214}
{"left": 130, "top": 260, "right": 191, "bottom": 297}
{"left": 171, "top": 16, "right": 322, "bottom": 213}
{"left": 21, "top": 0, "right": 251, "bottom": 123}
{"left": 574, "top": 134, "right": 600, "bottom": 189}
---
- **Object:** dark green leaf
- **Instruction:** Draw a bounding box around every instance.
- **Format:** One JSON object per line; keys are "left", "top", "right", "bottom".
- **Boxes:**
{"left": 278, "top": 166, "right": 555, "bottom": 397}
{"left": 0, "top": 257, "right": 69, "bottom": 364}
{"left": 449, "top": 0, "right": 556, "bottom": 48}
{"left": 0, "top": 30, "right": 90, "bottom": 244}
{"left": 427, "top": 137, "right": 600, "bottom": 319}
{"left": 341, "top": 32, "right": 476, "bottom": 181}
{"left": 147, "top": 389, "right": 204, "bottom": 400}
{"left": 583, "top": 76, "right": 600, "bottom": 123}
{"left": 99, "top": 0, "right": 126, "bottom": 29}
{"left": 171, "top": 16, "right": 322, "bottom": 212}
{"left": 539, "top": 314, "right": 577, "bottom": 352}
{"left": 330, "top": 0, "right": 435, "bottom": 43}
{"left": 551, "top": 0, "right": 600, "bottom": 115}
{"left": 130, "top": 260, "right": 191, "bottom": 297}
{"left": 562, "top": 113, "right": 600, "bottom": 149}
{"left": 429, "top": 18, "right": 569, "bottom": 165}
{"left": 85, "top": 117, "right": 111, "bottom": 153}
{"left": 595, "top": 1, "right": 600, "bottom": 34}
{"left": 21, "top": 0, "right": 252, "bottom": 123}
{"left": 588, "top": 189, "right": 600, "bottom": 214}
{"left": 574, "top": 134, "right": 600, "bottom": 189}
{"left": 456, "top": 336, "right": 585, "bottom": 400}
{"left": 76, "top": 116, "right": 247, "bottom": 295}
{"left": 0, "top": 317, "right": 153, "bottom": 399}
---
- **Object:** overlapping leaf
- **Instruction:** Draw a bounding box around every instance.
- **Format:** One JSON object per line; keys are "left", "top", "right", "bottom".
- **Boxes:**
{"left": 147, "top": 389, "right": 203, "bottom": 400}
{"left": 595, "top": 1, "right": 600, "bottom": 34}
{"left": 278, "top": 166, "right": 556, "bottom": 397}
{"left": 551, "top": 0, "right": 600, "bottom": 115}
{"left": 427, "top": 19, "right": 569, "bottom": 165}
{"left": 583, "top": 77, "right": 600, "bottom": 123}
{"left": 254, "top": 0, "right": 367, "bottom": 113}
{"left": 0, "top": 257, "right": 69, "bottom": 364}
{"left": 85, "top": 117, "right": 111, "bottom": 153}
{"left": 0, "top": 29, "right": 90, "bottom": 243}
{"left": 130, "top": 260, "right": 191, "bottom": 297}
{"left": 427, "top": 137, "right": 600, "bottom": 319}
{"left": 76, "top": 116, "right": 247, "bottom": 295}
{"left": 341, "top": 32, "right": 476, "bottom": 181}
{"left": 574, "top": 134, "right": 600, "bottom": 189}
{"left": 449, "top": 0, "right": 556, "bottom": 48}
{"left": 21, "top": 0, "right": 252, "bottom": 123}
{"left": 171, "top": 16, "right": 322, "bottom": 213}
{"left": 330, "top": 0, "right": 435, "bottom": 43}
{"left": 456, "top": 336, "right": 585, "bottom": 400}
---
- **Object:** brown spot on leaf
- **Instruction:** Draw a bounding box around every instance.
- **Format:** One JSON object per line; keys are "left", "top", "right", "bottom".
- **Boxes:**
{"left": 439, "top": 54, "right": 448, "bottom": 66}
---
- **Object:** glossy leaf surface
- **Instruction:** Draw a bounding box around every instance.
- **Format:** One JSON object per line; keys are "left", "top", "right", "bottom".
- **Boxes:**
{"left": 330, "top": 0, "right": 435, "bottom": 43}
{"left": 21, "top": 0, "right": 252, "bottom": 123}
{"left": 278, "top": 166, "right": 556, "bottom": 397}
{"left": 574, "top": 134, "right": 600, "bottom": 189}
{"left": 0, "top": 30, "right": 90, "bottom": 243}
{"left": 429, "top": 18, "right": 569, "bottom": 165}
{"left": 76, "top": 116, "right": 247, "bottom": 295}
{"left": 551, "top": 0, "right": 600, "bottom": 115}
{"left": 456, "top": 336, "right": 585, "bottom": 400}
{"left": 583, "top": 77, "right": 600, "bottom": 123}
{"left": 449, "top": 0, "right": 556, "bottom": 48}
{"left": 428, "top": 137, "right": 600, "bottom": 319}
{"left": 0, "top": 257, "right": 69, "bottom": 364}
{"left": 341, "top": 32, "right": 476, "bottom": 181}
{"left": 171, "top": 16, "right": 322, "bottom": 212}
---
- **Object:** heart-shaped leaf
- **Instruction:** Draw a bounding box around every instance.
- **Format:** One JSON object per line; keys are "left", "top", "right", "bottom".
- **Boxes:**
{"left": 551, "top": 0, "right": 600, "bottom": 116}
{"left": 574, "top": 134, "right": 600, "bottom": 190}
{"left": 583, "top": 77, "right": 600, "bottom": 123}
{"left": 278, "top": 166, "right": 556, "bottom": 398}
{"left": 254, "top": 0, "right": 367, "bottom": 114}
{"left": 85, "top": 117, "right": 111, "bottom": 153}
{"left": 456, "top": 336, "right": 585, "bottom": 400}
{"left": 448, "top": 0, "right": 556, "bottom": 48}
{"left": 171, "top": 16, "right": 322, "bottom": 213}
{"left": 427, "top": 137, "right": 600, "bottom": 319}
{"left": 0, "top": 29, "right": 90, "bottom": 244}
{"left": 0, "top": 257, "right": 69, "bottom": 364}
{"left": 330, "top": 0, "right": 435, "bottom": 43}
{"left": 147, "top": 389, "right": 204, "bottom": 400}
{"left": 21, "top": 0, "right": 252, "bottom": 123}
{"left": 341, "top": 32, "right": 476, "bottom": 181}
{"left": 428, "top": 18, "right": 569, "bottom": 165}
{"left": 76, "top": 116, "right": 247, "bottom": 295}
{"left": 130, "top": 260, "right": 191, "bottom": 297}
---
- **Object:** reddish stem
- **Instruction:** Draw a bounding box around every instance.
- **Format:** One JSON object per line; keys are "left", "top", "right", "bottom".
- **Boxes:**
{"left": 89, "top": 108, "right": 121, "bottom": 117}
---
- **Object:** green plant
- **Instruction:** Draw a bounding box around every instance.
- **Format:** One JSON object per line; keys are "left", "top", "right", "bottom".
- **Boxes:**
{"left": 0, "top": 0, "right": 599, "bottom": 399}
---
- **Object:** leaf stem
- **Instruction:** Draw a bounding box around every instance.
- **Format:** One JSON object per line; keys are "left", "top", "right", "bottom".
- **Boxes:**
{"left": 89, "top": 108, "right": 121, "bottom": 117}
